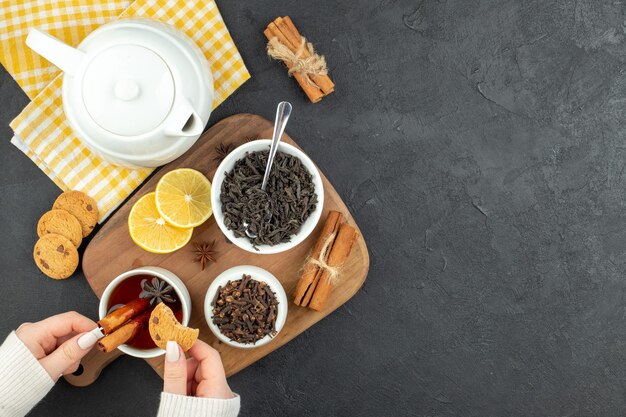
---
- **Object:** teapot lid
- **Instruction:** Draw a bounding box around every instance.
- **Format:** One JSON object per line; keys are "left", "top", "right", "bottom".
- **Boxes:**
{"left": 81, "top": 44, "right": 174, "bottom": 136}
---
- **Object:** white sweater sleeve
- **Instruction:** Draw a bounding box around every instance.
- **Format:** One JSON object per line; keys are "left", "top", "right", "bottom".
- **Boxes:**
{"left": 157, "top": 392, "right": 240, "bottom": 417}
{"left": 0, "top": 332, "right": 241, "bottom": 417}
{"left": 0, "top": 332, "right": 55, "bottom": 417}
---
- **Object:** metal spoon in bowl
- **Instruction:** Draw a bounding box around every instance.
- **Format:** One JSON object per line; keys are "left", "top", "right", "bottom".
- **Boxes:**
{"left": 244, "top": 101, "right": 293, "bottom": 239}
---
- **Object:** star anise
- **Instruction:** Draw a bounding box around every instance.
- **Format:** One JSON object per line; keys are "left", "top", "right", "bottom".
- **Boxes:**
{"left": 214, "top": 143, "right": 234, "bottom": 163}
{"left": 139, "top": 277, "right": 176, "bottom": 305}
{"left": 194, "top": 240, "right": 217, "bottom": 271}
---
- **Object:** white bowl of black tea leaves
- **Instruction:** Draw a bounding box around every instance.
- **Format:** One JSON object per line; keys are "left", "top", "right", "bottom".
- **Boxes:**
{"left": 204, "top": 265, "right": 288, "bottom": 348}
{"left": 212, "top": 139, "right": 324, "bottom": 254}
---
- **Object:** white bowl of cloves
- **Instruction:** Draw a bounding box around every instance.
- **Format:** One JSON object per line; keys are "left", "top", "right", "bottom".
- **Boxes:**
{"left": 204, "top": 265, "right": 288, "bottom": 348}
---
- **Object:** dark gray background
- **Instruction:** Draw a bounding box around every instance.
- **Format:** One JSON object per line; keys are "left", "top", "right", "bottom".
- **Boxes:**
{"left": 1, "top": 0, "right": 625, "bottom": 416}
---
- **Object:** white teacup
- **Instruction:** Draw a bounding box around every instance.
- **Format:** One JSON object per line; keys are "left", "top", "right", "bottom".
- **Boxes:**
{"left": 98, "top": 266, "right": 191, "bottom": 358}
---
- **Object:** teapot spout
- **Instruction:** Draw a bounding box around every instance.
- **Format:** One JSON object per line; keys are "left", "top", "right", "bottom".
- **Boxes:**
{"left": 26, "top": 29, "right": 85, "bottom": 76}
{"left": 164, "top": 98, "right": 204, "bottom": 138}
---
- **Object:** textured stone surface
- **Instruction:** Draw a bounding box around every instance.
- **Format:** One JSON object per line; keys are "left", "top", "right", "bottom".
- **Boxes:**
{"left": 1, "top": 0, "right": 626, "bottom": 416}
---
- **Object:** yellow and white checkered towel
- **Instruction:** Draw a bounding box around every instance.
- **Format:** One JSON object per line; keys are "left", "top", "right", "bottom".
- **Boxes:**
{"left": 1, "top": 0, "right": 250, "bottom": 220}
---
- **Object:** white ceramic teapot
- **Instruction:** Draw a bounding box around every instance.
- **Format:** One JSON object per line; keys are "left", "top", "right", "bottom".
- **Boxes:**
{"left": 26, "top": 19, "right": 214, "bottom": 168}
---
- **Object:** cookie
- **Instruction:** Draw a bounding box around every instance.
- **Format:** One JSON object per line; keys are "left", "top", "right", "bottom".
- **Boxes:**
{"left": 37, "top": 209, "right": 82, "bottom": 247}
{"left": 33, "top": 234, "right": 79, "bottom": 279}
{"left": 149, "top": 303, "right": 198, "bottom": 351}
{"left": 52, "top": 191, "right": 99, "bottom": 237}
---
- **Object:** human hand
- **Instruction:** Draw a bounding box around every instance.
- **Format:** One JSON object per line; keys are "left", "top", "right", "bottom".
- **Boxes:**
{"left": 16, "top": 311, "right": 98, "bottom": 381}
{"left": 163, "top": 339, "right": 234, "bottom": 398}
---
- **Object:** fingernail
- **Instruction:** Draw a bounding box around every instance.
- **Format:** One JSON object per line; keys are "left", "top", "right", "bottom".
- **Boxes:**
{"left": 165, "top": 341, "right": 179, "bottom": 362}
{"left": 77, "top": 332, "right": 97, "bottom": 350}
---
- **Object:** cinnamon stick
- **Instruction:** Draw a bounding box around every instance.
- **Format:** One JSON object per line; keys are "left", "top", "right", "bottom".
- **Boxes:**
{"left": 97, "top": 298, "right": 150, "bottom": 335}
{"left": 274, "top": 17, "right": 335, "bottom": 95}
{"left": 308, "top": 223, "right": 359, "bottom": 311}
{"left": 293, "top": 211, "right": 344, "bottom": 306}
{"left": 97, "top": 312, "right": 149, "bottom": 353}
{"left": 264, "top": 25, "right": 324, "bottom": 103}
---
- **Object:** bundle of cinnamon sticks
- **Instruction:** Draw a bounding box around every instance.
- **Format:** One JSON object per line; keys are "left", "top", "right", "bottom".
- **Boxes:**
{"left": 293, "top": 211, "right": 359, "bottom": 310}
{"left": 97, "top": 298, "right": 150, "bottom": 353}
{"left": 264, "top": 16, "right": 334, "bottom": 103}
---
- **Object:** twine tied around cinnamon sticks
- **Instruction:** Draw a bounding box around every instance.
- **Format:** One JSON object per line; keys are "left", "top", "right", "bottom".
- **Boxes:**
{"left": 305, "top": 231, "right": 340, "bottom": 284}
{"left": 264, "top": 16, "right": 335, "bottom": 103}
{"left": 293, "top": 211, "right": 359, "bottom": 311}
{"left": 267, "top": 36, "right": 328, "bottom": 87}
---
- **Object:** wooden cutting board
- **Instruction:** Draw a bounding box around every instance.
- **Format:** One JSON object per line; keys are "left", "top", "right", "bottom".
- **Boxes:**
{"left": 64, "top": 113, "right": 369, "bottom": 387}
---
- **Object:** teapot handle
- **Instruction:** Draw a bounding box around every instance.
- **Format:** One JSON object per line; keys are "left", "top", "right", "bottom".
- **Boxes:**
{"left": 26, "top": 29, "right": 84, "bottom": 76}
{"left": 164, "top": 98, "right": 204, "bottom": 138}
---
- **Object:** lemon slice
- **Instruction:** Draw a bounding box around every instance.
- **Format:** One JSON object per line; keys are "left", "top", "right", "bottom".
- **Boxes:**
{"left": 128, "top": 192, "right": 193, "bottom": 253}
{"left": 155, "top": 168, "right": 213, "bottom": 228}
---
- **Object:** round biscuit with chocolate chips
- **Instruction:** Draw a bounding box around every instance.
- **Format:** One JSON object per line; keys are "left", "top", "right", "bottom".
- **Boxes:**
{"left": 52, "top": 191, "right": 99, "bottom": 237}
{"left": 37, "top": 209, "right": 83, "bottom": 247}
{"left": 33, "top": 234, "right": 79, "bottom": 279}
